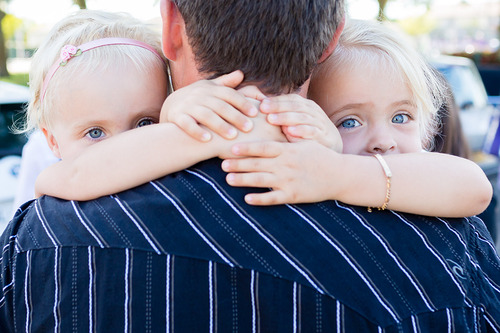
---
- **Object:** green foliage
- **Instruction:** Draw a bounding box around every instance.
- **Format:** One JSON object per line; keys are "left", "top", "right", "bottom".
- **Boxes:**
{"left": 73, "top": 0, "right": 86, "bottom": 9}
{"left": 0, "top": 73, "right": 29, "bottom": 87}
{"left": 2, "top": 14, "right": 22, "bottom": 40}
{"left": 398, "top": 14, "right": 436, "bottom": 36}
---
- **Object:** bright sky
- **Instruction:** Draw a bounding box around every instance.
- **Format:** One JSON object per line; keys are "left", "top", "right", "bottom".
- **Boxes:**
{"left": 7, "top": 0, "right": 496, "bottom": 24}
{"left": 9, "top": 0, "right": 161, "bottom": 24}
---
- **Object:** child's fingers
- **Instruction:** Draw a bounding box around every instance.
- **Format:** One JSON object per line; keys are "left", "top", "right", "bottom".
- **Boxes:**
{"left": 202, "top": 85, "right": 257, "bottom": 118}
{"left": 211, "top": 76, "right": 259, "bottom": 118}
{"left": 230, "top": 141, "right": 283, "bottom": 157}
{"left": 238, "top": 85, "right": 267, "bottom": 101}
{"left": 175, "top": 114, "right": 212, "bottom": 142}
{"left": 245, "top": 191, "right": 287, "bottom": 206}
{"left": 226, "top": 171, "right": 275, "bottom": 188}
{"left": 286, "top": 125, "right": 321, "bottom": 139}
{"left": 203, "top": 97, "right": 254, "bottom": 133}
{"left": 190, "top": 105, "right": 239, "bottom": 139}
{"left": 222, "top": 157, "right": 272, "bottom": 173}
{"left": 266, "top": 111, "right": 314, "bottom": 127}
{"left": 260, "top": 94, "right": 313, "bottom": 114}
{"left": 211, "top": 70, "right": 245, "bottom": 88}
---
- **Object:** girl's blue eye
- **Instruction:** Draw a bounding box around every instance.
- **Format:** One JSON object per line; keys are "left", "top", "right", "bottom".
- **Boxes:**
{"left": 87, "top": 128, "right": 104, "bottom": 139}
{"left": 340, "top": 118, "right": 360, "bottom": 128}
{"left": 137, "top": 118, "right": 155, "bottom": 128}
{"left": 392, "top": 114, "right": 409, "bottom": 124}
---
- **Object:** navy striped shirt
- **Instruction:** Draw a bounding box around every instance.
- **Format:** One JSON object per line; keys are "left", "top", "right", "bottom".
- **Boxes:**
{"left": 0, "top": 158, "right": 499, "bottom": 332}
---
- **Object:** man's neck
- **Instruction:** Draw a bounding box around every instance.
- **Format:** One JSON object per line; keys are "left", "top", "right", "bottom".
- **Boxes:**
{"left": 296, "top": 78, "right": 310, "bottom": 98}
{"left": 170, "top": 61, "right": 311, "bottom": 99}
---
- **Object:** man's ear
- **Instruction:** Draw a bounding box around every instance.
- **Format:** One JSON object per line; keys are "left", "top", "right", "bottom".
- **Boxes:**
{"left": 160, "top": 0, "right": 185, "bottom": 61}
{"left": 41, "top": 128, "right": 61, "bottom": 159}
{"left": 318, "top": 16, "right": 345, "bottom": 63}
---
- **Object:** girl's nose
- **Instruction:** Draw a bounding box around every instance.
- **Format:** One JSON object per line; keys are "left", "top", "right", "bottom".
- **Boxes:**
{"left": 366, "top": 128, "right": 397, "bottom": 154}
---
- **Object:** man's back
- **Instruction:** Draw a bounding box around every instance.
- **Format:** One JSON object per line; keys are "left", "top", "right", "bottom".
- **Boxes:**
{"left": 1, "top": 158, "right": 499, "bottom": 332}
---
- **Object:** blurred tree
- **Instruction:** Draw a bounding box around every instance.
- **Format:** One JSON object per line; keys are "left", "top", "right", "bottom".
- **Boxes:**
{"left": 376, "top": 0, "right": 434, "bottom": 21}
{"left": 0, "top": 0, "right": 11, "bottom": 76}
{"left": 73, "top": 0, "right": 87, "bottom": 9}
{"left": 398, "top": 14, "right": 436, "bottom": 36}
{"left": 3, "top": 14, "right": 21, "bottom": 39}
{"left": 377, "top": 0, "right": 389, "bottom": 21}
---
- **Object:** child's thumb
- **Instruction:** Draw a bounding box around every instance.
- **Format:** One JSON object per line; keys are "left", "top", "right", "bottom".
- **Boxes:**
{"left": 212, "top": 70, "right": 244, "bottom": 88}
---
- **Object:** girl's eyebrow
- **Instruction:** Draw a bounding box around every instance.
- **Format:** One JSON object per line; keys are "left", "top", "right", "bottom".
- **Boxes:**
{"left": 391, "top": 100, "right": 417, "bottom": 108}
{"left": 332, "top": 103, "right": 366, "bottom": 115}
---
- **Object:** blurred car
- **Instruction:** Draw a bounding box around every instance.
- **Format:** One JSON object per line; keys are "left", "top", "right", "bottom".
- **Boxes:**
{"left": 0, "top": 81, "right": 29, "bottom": 227}
{"left": 0, "top": 81, "right": 29, "bottom": 157}
{"left": 430, "top": 55, "right": 499, "bottom": 177}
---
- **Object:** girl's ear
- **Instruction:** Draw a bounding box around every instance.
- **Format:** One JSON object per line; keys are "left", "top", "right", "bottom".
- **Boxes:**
{"left": 41, "top": 128, "right": 61, "bottom": 159}
{"left": 160, "top": 0, "right": 185, "bottom": 61}
{"left": 318, "top": 16, "right": 345, "bottom": 64}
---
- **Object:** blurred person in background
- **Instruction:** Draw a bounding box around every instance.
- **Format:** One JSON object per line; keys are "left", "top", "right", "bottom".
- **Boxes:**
{"left": 11, "top": 130, "right": 58, "bottom": 215}
{"left": 431, "top": 73, "right": 498, "bottom": 244}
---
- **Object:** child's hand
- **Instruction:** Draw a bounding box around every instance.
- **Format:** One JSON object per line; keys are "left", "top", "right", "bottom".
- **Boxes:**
{"left": 161, "top": 70, "right": 262, "bottom": 142}
{"left": 259, "top": 94, "right": 343, "bottom": 152}
{"left": 221, "top": 141, "right": 341, "bottom": 205}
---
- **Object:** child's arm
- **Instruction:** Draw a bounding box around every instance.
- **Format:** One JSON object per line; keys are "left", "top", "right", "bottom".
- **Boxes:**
{"left": 35, "top": 119, "right": 283, "bottom": 201}
{"left": 221, "top": 93, "right": 492, "bottom": 218}
{"left": 35, "top": 72, "right": 285, "bottom": 201}
{"left": 222, "top": 140, "right": 492, "bottom": 218}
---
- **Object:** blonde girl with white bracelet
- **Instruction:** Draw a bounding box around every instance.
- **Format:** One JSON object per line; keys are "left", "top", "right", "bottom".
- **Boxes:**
{"left": 221, "top": 19, "right": 492, "bottom": 218}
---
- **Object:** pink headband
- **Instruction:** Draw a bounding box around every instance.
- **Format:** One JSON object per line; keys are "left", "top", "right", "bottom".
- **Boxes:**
{"left": 41, "top": 37, "right": 166, "bottom": 102}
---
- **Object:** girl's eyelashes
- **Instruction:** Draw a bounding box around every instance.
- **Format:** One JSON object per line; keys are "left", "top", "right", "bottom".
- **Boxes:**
{"left": 392, "top": 112, "right": 413, "bottom": 124}
{"left": 85, "top": 127, "right": 105, "bottom": 140}
{"left": 339, "top": 118, "right": 361, "bottom": 129}
{"left": 136, "top": 117, "right": 157, "bottom": 128}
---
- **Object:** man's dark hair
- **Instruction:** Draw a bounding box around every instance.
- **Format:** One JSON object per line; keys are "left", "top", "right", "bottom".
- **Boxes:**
{"left": 174, "top": 0, "right": 344, "bottom": 94}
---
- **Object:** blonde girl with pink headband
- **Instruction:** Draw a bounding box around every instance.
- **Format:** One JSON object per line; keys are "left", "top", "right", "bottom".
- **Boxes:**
{"left": 19, "top": 10, "right": 283, "bottom": 200}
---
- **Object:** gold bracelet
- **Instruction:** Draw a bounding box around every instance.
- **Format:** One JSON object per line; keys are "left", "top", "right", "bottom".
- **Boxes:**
{"left": 368, "top": 154, "right": 392, "bottom": 212}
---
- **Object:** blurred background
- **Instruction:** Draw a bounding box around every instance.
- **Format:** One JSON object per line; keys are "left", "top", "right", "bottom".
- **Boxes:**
{"left": 1, "top": 0, "right": 500, "bottom": 250}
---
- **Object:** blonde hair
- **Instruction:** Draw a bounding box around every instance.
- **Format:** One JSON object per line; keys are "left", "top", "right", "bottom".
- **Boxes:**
{"left": 310, "top": 19, "right": 446, "bottom": 149}
{"left": 19, "top": 10, "right": 167, "bottom": 134}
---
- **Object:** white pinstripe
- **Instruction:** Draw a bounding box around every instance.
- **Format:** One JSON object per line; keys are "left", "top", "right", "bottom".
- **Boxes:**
{"left": 438, "top": 218, "right": 481, "bottom": 270}
{"left": 484, "top": 314, "right": 500, "bottom": 333}
{"left": 288, "top": 204, "right": 400, "bottom": 322}
{"left": 71, "top": 201, "right": 106, "bottom": 248}
{"left": 113, "top": 197, "right": 162, "bottom": 255}
{"left": 166, "top": 255, "right": 171, "bottom": 333}
{"left": 209, "top": 261, "right": 214, "bottom": 333}
{"left": 336, "top": 300, "right": 341, "bottom": 333}
{"left": 35, "top": 201, "right": 59, "bottom": 247}
{"left": 151, "top": 181, "right": 235, "bottom": 267}
{"left": 392, "top": 211, "right": 472, "bottom": 307}
{"left": 336, "top": 203, "right": 436, "bottom": 312}
{"left": 0, "top": 281, "right": 13, "bottom": 306}
{"left": 53, "top": 247, "right": 61, "bottom": 333}
{"left": 187, "top": 170, "right": 325, "bottom": 295}
{"left": 411, "top": 315, "right": 418, "bottom": 332}
{"left": 446, "top": 308, "right": 452, "bottom": 333}
{"left": 125, "top": 249, "right": 131, "bottom": 333}
{"left": 24, "top": 250, "right": 31, "bottom": 333}
{"left": 474, "top": 306, "right": 479, "bottom": 333}
{"left": 439, "top": 218, "right": 500, "bottom": 296}
{"left": 88, "top": 247, "right": 94, "bottom": 333}
{"left": 251, "top": 270, "right": 258, "bottom": 333}
{"left": 469, "top": 221, "right": 500, "bottom": 261}
{"left": 293, "top": 282, "right": 298, "bottom": 333}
